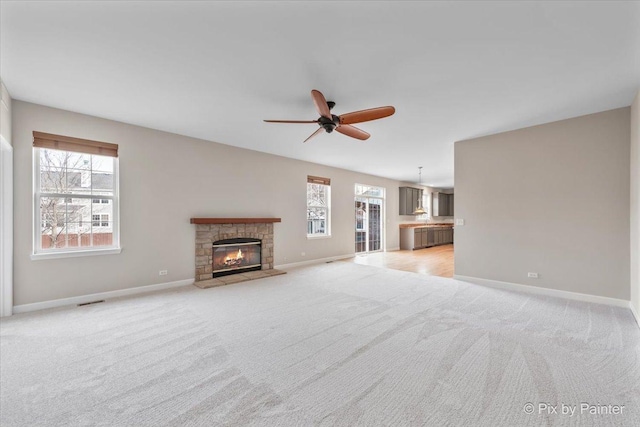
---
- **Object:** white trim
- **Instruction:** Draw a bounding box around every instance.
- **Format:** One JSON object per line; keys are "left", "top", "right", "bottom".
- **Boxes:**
{"left": 630, "top": 303, "right": 640, "bottom": 328}
{"left": 0, "top": 136, "right": 13, "bottom": 317}
{"left": 386, "top": 247, "right": 400, "bottom": 252}
{"left": 453, "top": 275, "right": 630, "bottom": 308}
{"left": 12, "top": 278, "right": 194, "bottom": 314}
{"left": 275, "top": 253, "right": 354, "bottom": 270}
{"left": 30, "top": 247, "right": 122, "bottom": 260}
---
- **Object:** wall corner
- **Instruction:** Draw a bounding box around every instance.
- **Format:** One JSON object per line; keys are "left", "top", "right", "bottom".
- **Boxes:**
{"left": 630, "top": 90, "right": 640, "bottom": 317}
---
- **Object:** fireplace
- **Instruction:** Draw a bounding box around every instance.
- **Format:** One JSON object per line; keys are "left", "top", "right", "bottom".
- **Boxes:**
{"left": 191, "top": 217, "right": 282, "bottom": 286}
{"left": 212, "top": 238, "right": 262, "bottom": 278}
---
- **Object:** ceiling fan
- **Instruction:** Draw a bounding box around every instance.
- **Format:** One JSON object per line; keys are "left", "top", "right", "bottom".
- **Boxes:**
{"left": 264, "top": 89, "right": 395, "bottom": 143}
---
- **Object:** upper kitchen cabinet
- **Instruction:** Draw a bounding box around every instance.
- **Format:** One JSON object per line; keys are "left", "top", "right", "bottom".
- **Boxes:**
{"left": 432, "top": 191, "right": 454, "bottom": 217}
{"left": 399, "top": 187, "right": 423, "bottom": 215}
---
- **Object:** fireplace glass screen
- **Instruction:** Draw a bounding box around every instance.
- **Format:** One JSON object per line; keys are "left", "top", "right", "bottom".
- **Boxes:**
{"left": 212, "top": 238, "right": 261, "bottom": 278}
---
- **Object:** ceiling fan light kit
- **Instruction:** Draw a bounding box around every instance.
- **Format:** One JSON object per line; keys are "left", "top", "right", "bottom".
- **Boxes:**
{"left": 264, "top": 89, "right": 395, "bottom": 143}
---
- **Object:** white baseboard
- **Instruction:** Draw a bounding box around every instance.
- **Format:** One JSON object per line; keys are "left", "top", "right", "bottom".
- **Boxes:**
{"left": 275, "top": 253, "right": 354, "bottom": 270}
{"left": 453, "top": 275, "right": 630, "bottom": 308}
{"left": 631, "top": 303, "right": 640, "bottom": 328}
{"left": 386, "top": 247, "right": 400, "bottom": 252}
{"left": 12, "top": 278, "right": 194, "bottom": 314}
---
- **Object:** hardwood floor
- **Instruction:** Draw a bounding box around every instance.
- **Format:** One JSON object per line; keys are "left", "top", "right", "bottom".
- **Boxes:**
{"left": 345, "top": 244, "right": 454, "bottom": 278}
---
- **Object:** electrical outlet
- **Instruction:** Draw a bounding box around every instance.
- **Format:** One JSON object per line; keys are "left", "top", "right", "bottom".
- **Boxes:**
{"left": 301, "top": 252, "right": 306, "bottom": 257}
{"left": 455, "top": 219, "right": 465, "bottom": 226}
{"left": 527, "top": 272, "right": 538, "bottom": 278}
{"left": 159, "top": 270, "right": 168, "bottom": 276}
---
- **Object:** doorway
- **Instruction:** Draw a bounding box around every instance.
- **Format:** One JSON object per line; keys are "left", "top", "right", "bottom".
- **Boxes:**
{"left": 355, "top": 184, "right": 384, "bottom": 254}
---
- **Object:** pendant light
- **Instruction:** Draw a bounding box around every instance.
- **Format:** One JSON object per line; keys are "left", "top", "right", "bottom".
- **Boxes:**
{"left": 413, "top": 166, "right": 426, "bottom": 215}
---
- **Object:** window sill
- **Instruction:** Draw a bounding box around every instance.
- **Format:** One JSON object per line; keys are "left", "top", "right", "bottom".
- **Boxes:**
{"left": 30, "top": 247, "right": 122, "bottom": 261}
{"left": 307, "top": 234, "right": 331, "bottom": 240}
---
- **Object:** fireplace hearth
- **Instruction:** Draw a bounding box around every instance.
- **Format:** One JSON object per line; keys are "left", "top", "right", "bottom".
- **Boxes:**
{"left": 212, "top": 238, "right": 261, "bottom": 277}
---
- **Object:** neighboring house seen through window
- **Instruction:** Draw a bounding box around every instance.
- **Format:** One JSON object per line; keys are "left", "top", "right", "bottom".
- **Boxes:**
{"left": 307, "top": 175, "right": 331, "bottom": 237}
{"left": 33, "top": 131, "right": 120, "bottom": 257}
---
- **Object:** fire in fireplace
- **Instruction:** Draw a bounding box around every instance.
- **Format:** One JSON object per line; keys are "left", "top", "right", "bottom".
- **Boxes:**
{"left": 212, "top": 238, "right": 261, "bottom": 278}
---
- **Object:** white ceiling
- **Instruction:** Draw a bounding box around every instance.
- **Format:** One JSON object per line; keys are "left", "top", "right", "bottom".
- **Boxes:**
{"left": 2, "top": 1, "right": 639, "bottom": 187}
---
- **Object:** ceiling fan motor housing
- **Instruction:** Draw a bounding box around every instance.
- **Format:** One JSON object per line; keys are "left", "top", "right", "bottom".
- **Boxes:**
{"left": 319, "top": 115, "right": 339, "bottom": 133}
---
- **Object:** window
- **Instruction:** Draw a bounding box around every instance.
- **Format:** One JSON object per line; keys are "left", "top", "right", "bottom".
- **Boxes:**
{"left": 92, "top": 214, "right": 109, "bottom": 227}
{"left": 307, "top": 175, "right": 331, "bottom": 237}
{"left": 354, "top": 184, "right": 384, "bottom": 198}
{"left": 355, "top": 208, "right": 366, "bottom": 231}
{"left": 33, "top": 131, "right": 120, "bottom": 257}
{"left": 416, "top": 191, "right": 430, "bottom": 220}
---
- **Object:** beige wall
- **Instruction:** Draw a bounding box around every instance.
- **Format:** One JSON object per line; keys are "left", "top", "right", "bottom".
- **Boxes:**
{"left": 631, "top": 91, "right": 640, "bottom": 315}
{"left": 0, "top": 79, "right": 11, "bottom": 144}
{"left": 12, "top": 101, "right": 406, "bottom": 305}
{"left": 455, "top": 108, "right": 631, "bottom": 300}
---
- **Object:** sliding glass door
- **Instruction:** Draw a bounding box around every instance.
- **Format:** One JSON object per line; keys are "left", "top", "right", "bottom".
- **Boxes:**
{"left": 355, "top": 185, "right": 384, "bottom": 254}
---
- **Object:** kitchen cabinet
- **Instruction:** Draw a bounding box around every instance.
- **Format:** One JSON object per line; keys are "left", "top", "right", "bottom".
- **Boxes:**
{"left": 414, "top": 229, "right": 423, "bottom": 247}
{"left": 432, "top": 192, "right": 454, "bottom": 217}
{"left": 400, "top": 226, "right": 454, "bottom": 250}
{"left": 399, "top": 187, "right": 423, "bottom": 215}
{"left": 426, "top": 228, "right": 435, "bottom": 246}
{"left": 435, "top": 229, "right": 442, "bottom": 245}
{"left": 444, "top": 228, "right": 453, "bottom": 244}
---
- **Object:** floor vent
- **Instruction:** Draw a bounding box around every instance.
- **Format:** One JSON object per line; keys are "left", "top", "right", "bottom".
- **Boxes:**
{"left": 326, "top": 261, "right": 334, "bottom": 263}
{"left": 77, "top": 300, "right": 105, "bottom": 307}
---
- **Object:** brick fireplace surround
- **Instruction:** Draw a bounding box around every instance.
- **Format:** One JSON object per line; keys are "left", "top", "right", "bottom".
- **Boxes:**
{"left": 190, "top": 218, "right": 285, "bottom": 289}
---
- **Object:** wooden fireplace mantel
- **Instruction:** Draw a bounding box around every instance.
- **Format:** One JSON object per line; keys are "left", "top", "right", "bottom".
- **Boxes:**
{"left": 190, "top": 217, "right": 282, "bottom": 224}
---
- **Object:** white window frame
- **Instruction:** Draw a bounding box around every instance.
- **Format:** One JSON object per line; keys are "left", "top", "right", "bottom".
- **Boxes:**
{"left": 31, "top": 148, "right": 121, "bottom": 260}
{"left": 90, "top": 214, "right": 110, "bottom": 228}
{"left": 100, "top": 214, "right": 109, "bottom": 227}
{"left": 307, "top": 181, "right": 331, "bottom": 239}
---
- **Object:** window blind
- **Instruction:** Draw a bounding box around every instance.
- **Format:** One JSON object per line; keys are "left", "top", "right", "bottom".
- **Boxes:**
{"left": 33, "top": 131, "right": 118, "bottom": 158}
{"left": 307, "top": 175, "right": 330, "bottom": 185}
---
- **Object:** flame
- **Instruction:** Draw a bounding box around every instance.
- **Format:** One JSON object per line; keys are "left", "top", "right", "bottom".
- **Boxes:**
{"left": 224, "top": 248, "right": 243, "bottom": 263}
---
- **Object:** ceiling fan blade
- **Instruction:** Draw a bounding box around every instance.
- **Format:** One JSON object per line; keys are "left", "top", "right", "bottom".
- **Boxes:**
{"left": 336, "top": 124, "right": 370, "bottom": 140}
{"left": 339, "top": 106, "right": 396, "bottom": 125}
{"left": 311, "top": 89, "right": 332, "bottom": 119}
{"left": 264, "top": 119, "right": 318, "bottom": 124}
{"left": 303, "top": 127, "right": 324, "bottom": 143}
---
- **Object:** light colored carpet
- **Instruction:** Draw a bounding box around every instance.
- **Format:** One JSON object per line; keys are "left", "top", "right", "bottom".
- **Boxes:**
{"left": 1, "top": 262, "right": 639, "bottom": 426}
